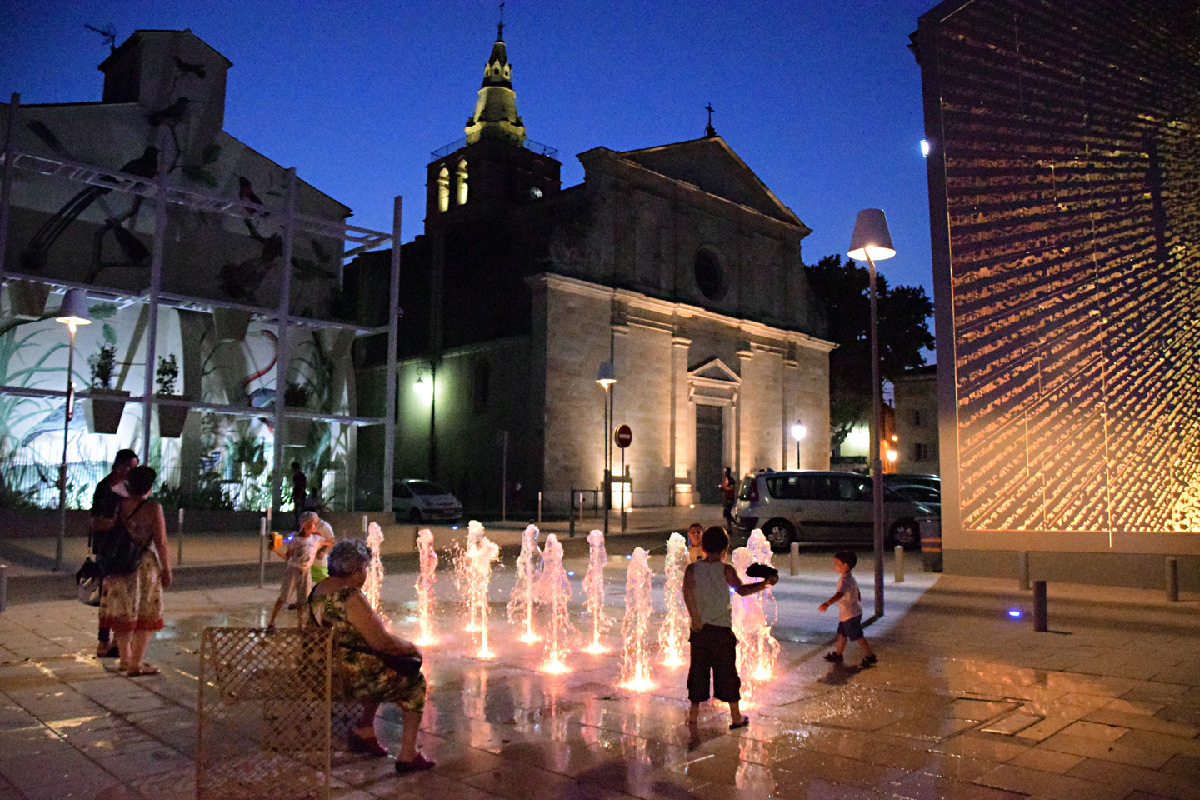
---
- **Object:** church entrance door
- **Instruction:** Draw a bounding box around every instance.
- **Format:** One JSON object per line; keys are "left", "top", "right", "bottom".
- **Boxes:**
{"left": 696, "top": 404, "right": 724, "bottom": 505}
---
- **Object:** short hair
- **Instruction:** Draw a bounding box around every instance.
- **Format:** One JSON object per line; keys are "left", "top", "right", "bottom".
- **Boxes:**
{"left": 834, "top": 550, "right": 857, "bottom": 570}
{"left": 327, "top": 539, "right": 371, "bottom": 577}
{"left": 126, "top": 465, "right": 157, "bottom": 496}
{"left": 299, "top": 511, "right": 318, "bottom": 527}
{"left": 291, "top": 461, "right": 301, "bottom": 470}
{"left": 701, "top": 526, "right": 728, "bottom": 555}
{"left": 113, "top": 449, "right": 138, "bottom": 469}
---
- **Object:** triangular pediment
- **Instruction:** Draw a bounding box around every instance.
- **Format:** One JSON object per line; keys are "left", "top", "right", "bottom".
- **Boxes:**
{"left": 619, "top": 137, "right": 805, "bottom": 228}
{"left": 688, "top": 357, "right": 740, "bottom": 384}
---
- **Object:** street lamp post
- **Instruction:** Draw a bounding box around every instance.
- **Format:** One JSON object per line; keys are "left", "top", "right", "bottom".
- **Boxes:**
{"left": 790, "top": 420, "right": 807, "bottom": 470}
{"left": 596, "top": 362, "right": 615, "bottom": 536}
{"left": 848, "top": 208, "right": 895, "bottom": 619}
{"left": 54, "top": 289, "right": 91, "bottom": 571}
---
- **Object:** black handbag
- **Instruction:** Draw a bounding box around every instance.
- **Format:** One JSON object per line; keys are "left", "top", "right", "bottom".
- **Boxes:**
{"left": 96, "top": 500, "right": 149, "bottom": 576}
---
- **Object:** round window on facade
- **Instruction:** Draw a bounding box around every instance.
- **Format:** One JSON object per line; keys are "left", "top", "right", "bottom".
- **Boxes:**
{"left": 694, "top": 248, "right": 725, "bottom": 301}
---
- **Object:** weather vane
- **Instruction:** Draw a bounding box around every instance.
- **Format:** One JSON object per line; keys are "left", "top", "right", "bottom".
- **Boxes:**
{"left": 499, "top": 2, "right": 505, "bottom": 38}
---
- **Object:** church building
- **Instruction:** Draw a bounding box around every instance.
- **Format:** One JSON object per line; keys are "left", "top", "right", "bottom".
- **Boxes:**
{"left": 355, "top": 24, "right": 834, "bottom": 514}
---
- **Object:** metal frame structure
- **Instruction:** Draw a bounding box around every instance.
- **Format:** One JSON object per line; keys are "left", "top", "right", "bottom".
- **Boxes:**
{"left": 0, "top": 94, "right": 400, "bottom": 514}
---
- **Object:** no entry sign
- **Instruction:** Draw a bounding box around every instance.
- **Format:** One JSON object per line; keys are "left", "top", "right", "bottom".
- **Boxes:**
{"left": 614, "top": 424, "right": 632, "bottom": 448}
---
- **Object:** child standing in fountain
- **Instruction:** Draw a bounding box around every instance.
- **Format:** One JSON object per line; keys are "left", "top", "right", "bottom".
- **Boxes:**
{"left": 267, "top": 512, "right": 331, "bottom": 632}
{"left": 682, "top": 526, "right": 778, "bottom": 730}
{"left": 818, "top": 550, "right": 877, "bottom": 667}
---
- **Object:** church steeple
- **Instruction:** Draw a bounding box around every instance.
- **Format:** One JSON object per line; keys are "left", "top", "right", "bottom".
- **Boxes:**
{"left": 464, "top": 21, "right": 526, "bottom": 145}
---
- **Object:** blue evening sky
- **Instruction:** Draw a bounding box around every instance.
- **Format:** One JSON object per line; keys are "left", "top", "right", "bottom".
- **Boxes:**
{"left": 3, "top": 0, "right": 938, "bottom": 352}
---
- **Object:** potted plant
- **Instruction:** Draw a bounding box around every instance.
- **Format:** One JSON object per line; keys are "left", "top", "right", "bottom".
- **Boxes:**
{"left": 155, "top": 354, "right": 190, "bottom": 438}
{"left": 283, "top": 380, "right": 312, "bottom": 444}
{"left": 85, "top": 337, "right": 128, "bottom": 434}
{"left": 8, "top": 280, "right": 49, "bottom": 319}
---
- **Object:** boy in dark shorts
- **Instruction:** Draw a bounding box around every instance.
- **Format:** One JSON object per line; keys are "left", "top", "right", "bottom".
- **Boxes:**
{"left": 682, "top": 526, "right": 778, "bottom": 729}
{"left": 818, "top": 550, "right": 877, "bottom": 667}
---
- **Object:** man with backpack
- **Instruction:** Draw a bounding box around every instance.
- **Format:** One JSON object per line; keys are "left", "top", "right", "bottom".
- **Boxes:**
{"left": 89, "top": 449, "right": 138, "bottom": 658}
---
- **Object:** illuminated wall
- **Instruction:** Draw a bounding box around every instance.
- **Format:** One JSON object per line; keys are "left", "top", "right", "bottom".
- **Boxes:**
{"left": 914, "top": 0, "right": 1200, "bottom": 551}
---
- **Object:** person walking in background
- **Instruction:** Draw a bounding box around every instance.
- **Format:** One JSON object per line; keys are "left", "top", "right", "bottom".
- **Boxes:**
{"left": 682, "top": 526, "right": 777, "bottom": 730}
{"left": 89, "top": 448, "right": 138, "bottom": 658}
{"left": 818, "top": 550, "right": 878, "bottom": 667}
{"left": 99, "top": 466, "right": 171, "bottom": 676}
{"left": 719, "top": 467, "right": 737, "bottom": 528}
{"left": 290, "top": 461, "right": 308, "bottom": 529}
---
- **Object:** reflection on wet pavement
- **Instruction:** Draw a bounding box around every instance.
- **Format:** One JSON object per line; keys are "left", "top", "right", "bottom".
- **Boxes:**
{"left": 0, "top": 557, "right": 1198, "bottom": 799}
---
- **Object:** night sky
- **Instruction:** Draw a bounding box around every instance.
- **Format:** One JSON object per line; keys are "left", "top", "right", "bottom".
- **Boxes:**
{"left": 3, "top": 0, "right": 937, "bottom": 352}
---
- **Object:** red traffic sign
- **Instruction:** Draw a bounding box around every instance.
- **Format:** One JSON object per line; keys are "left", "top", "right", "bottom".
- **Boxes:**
{"left": 614, "top": 424, "right": 632, "bottom": 448}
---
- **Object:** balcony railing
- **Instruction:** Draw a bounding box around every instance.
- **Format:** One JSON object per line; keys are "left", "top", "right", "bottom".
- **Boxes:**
{"left": 430, "top": 136, "right": 558, "bottom": 160}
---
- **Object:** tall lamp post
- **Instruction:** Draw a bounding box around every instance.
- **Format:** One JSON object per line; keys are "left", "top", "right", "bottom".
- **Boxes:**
{"left": 596, "top": 362, "right": 615, "bottom": 536}
{"left": 848, "top": 208, "right": 895, "bottom": 618}
{"left": 54, "top": 289, "right": 91, "bottom": 571}
{"left": 790, "top": 420, "right": 807, "bottom": 470}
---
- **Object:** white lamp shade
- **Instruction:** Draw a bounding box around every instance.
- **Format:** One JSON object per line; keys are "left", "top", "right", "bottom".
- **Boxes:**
{"left": 596, "top": 361, "right": 616, "bottom": 386}
{"left": 848, "top": 208, "right": 896, "bottom": 262}
{"left": 55, "top": 289, "right": 92, "bottom": 326}
{"left": 791, "top": 422, "right": 807, "bottom": 441}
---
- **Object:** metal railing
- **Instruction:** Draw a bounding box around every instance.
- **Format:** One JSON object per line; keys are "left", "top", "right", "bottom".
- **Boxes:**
{"left": 430, "top": 136, "right": 558, "bottom": 161}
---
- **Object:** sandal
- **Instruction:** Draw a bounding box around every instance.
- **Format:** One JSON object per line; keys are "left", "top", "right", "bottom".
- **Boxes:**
{"left": 730, "top": 716, "right": 750, "bottom": 730}
{"left": 348, "top": 732, "right": 389, "bottom": 757}
{"left": 823, "top": 652, "right": 843, "bottom": 663}
{"left": 128, "top": 663, "right": 160, "bottom": 677}
{"left": 394, "top": 752, "right": 436, "bottom": 773}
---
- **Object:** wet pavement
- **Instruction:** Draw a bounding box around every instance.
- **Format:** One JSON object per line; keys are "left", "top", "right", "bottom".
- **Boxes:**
{"left": 1, "top": 545, "right": 1198, "bottom": 800}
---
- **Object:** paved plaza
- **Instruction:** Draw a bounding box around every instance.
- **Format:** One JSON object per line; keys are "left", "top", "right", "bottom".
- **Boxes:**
{"left": 1, "top": 540, "right": 1198, "bottom": 800}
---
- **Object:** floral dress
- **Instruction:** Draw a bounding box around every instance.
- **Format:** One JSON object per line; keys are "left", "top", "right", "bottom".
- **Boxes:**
{"left": 308, "top": 588, "right": 426, "bottom": 712}
{"left": 98, "top": 501, "right": 164, "bottom": 634}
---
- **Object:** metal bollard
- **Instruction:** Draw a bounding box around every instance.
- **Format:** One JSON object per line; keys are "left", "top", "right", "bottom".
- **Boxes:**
{"left": 0, "top": 563, "right": 7, "bottom": 613}
{"left": 789, "top": 542, "right": 799, "bottom": 576}
{"left": 362, "top": 515, "right": 369, "bottom": 534}
{"left": 1033, "top": 581, "right": 1047, "bottom": 632}
{"left": 579, "top": 493, "right": 585, "bottom": 522}
{"left": 1166, "top": 557, "right": 1179, "bottom": 602}
{"left": 894, "top": 545, "right": 905, "bottom": 583}
{"left": 176, "top": 508, "right": 184, "bottom": 566}
{"left": 538, "top": 491, "right": 543, "bottom": 523}
{"left": 259, "top": 517, "right": 267, "bottom": 589}
{"left": 1018, "top": 551, "right": 1030, "bottom": 591}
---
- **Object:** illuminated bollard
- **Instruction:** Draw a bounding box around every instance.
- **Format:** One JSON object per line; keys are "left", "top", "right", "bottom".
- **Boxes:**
{"left": 0, "top": 563, "right": 7, "bottom": 613}
{"left": 1166, "top": 557, "right": 1179, "bottom": 602}
{"left": 1018, "top": 551, "right": 1030, "bottom": 591}
{"left": 259, "top": 517, "right": 267, "bottom": 589}
{"left": 176, "top": 507, "right": 184, "bottom": 566}
{"left": 894, "top": 545, "right": 904, "bottom": 583}
{"left": 789, "top": 542, "right": 799, "bottom": 576}
{"left": 1033, "top": 581, "right": 1047, "bottom": 632}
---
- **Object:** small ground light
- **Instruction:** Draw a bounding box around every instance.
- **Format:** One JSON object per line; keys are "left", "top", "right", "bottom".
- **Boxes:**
{"left": 1007, "top": 609, "right": 1022, "bottom": 618}
{"left": 567, "top": 571, "right": 575, "bottom": 577}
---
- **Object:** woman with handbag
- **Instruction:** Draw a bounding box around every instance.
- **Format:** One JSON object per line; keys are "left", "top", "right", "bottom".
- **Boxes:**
{"left": 98, "top": 465, "right": 172, "bottom": 676}
{"left": 308, "top": 539, "right": 433, "bottom": 773}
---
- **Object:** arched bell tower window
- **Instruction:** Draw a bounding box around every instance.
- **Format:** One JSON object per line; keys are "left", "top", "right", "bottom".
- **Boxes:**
{"left": 437, "top": 166, "right": 450, "bottom": 212}
{"left": 456, "top": 160, "right": 469, "bottom": 205}
{"left": 694, "top": 247, "right": 725, "bottom": 301}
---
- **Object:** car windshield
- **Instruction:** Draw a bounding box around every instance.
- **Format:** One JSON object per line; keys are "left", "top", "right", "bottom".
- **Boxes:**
{"left": 407, "top": 481, "right": 449, "bottom": 496}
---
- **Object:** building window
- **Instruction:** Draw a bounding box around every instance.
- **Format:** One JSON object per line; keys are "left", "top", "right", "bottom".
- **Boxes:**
{"left": 437, "top": 167, "right": 450, "bottom": 212}
{"left": 456, "top": 160, "right": 468, "bottom": 205}
{"left": 915, "top": 442, "right": 932, "bottom": 461}
{"left": 693, "top": 247, "right": 725, "bottom": 301}
{"left": 913, "top": 409, "right": 923, "bottom": 427}
{"left": 472, "top": 358, "right": 489, "bottom": 414}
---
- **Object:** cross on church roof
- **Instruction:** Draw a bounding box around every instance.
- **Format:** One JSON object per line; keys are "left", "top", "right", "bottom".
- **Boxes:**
{"left": 705, "top": 103, "right": 716, "bottom": 138}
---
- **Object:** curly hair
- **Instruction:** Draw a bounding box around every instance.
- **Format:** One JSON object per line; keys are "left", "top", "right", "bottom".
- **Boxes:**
{"left": 327, "top": 539, "right": 372, "bottom": 577}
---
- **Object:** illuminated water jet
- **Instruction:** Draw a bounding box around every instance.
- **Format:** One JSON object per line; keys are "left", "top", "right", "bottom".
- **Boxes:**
{"left": 507, "top": 524, "right": 542, "bottom": 643}
{"left": 657, "top": 532, "right": 689, "bottom": 667}
{"left": 536, "top": 533, "right": 575, "bottom": 672}
{"left": 731, "top": 530, "right": 780, "bottom": 695}
{"left": 455, "top": 520, "right": 500, "bottom": 657}
{"left": 364, "top": 522, "right": 389, "bottom": 626}
{"left": 619, "top": 547, "right": 655, "bottom": 691}
{"left": 582, "top": 529, "right": 612, "bottom": 653}
{"left": 414, "top": 528, "right": 437, "bottom": 646}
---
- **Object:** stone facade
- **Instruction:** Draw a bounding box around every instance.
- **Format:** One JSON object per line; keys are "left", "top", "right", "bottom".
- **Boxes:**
{"left": 892, "top": 366, "right": 938, "bottom": 475}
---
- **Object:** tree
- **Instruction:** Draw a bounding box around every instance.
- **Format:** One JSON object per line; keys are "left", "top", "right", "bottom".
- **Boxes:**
{"left": 805, "top": 254, "right": 934, "bottom": 451}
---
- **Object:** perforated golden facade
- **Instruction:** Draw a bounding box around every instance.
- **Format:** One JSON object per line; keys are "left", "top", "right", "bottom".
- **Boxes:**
{"left": 915, "top": 0, "right": 1200, "bottom": 543}
{"left": 197, "top": 627, "right": 332, "bottom": 800}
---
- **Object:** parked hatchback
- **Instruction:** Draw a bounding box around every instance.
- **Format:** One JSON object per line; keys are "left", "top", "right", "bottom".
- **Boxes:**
{"left": 393, "top": 479, "right": 462, "bottom": 524}
{"left": 732, "top": 470, "right": 938, "bottom": 552}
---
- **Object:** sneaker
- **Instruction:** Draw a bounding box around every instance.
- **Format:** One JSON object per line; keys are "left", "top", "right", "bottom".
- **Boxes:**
{"left": 860, "top": 655, "right": 878, "bottom": 668}
{"left": 823, "top": 651, "right": 843, "bottom": 663}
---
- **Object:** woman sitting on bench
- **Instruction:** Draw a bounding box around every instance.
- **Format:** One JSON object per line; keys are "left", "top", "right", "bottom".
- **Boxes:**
{"left": 309, "top": 539, "right": 435, "bottom": 773}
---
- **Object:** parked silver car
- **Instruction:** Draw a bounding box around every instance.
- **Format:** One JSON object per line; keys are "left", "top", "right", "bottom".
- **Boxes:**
{"left": 393, "top": 479, "right": 462, "bottom": 524}
{"left": 731, "top": 470, "right": 938, "bottom": 552}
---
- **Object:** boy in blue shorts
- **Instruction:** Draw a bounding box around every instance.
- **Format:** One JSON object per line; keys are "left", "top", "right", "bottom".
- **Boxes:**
{"left": 818, "top": 550, "right": 877, "bottom": 667}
